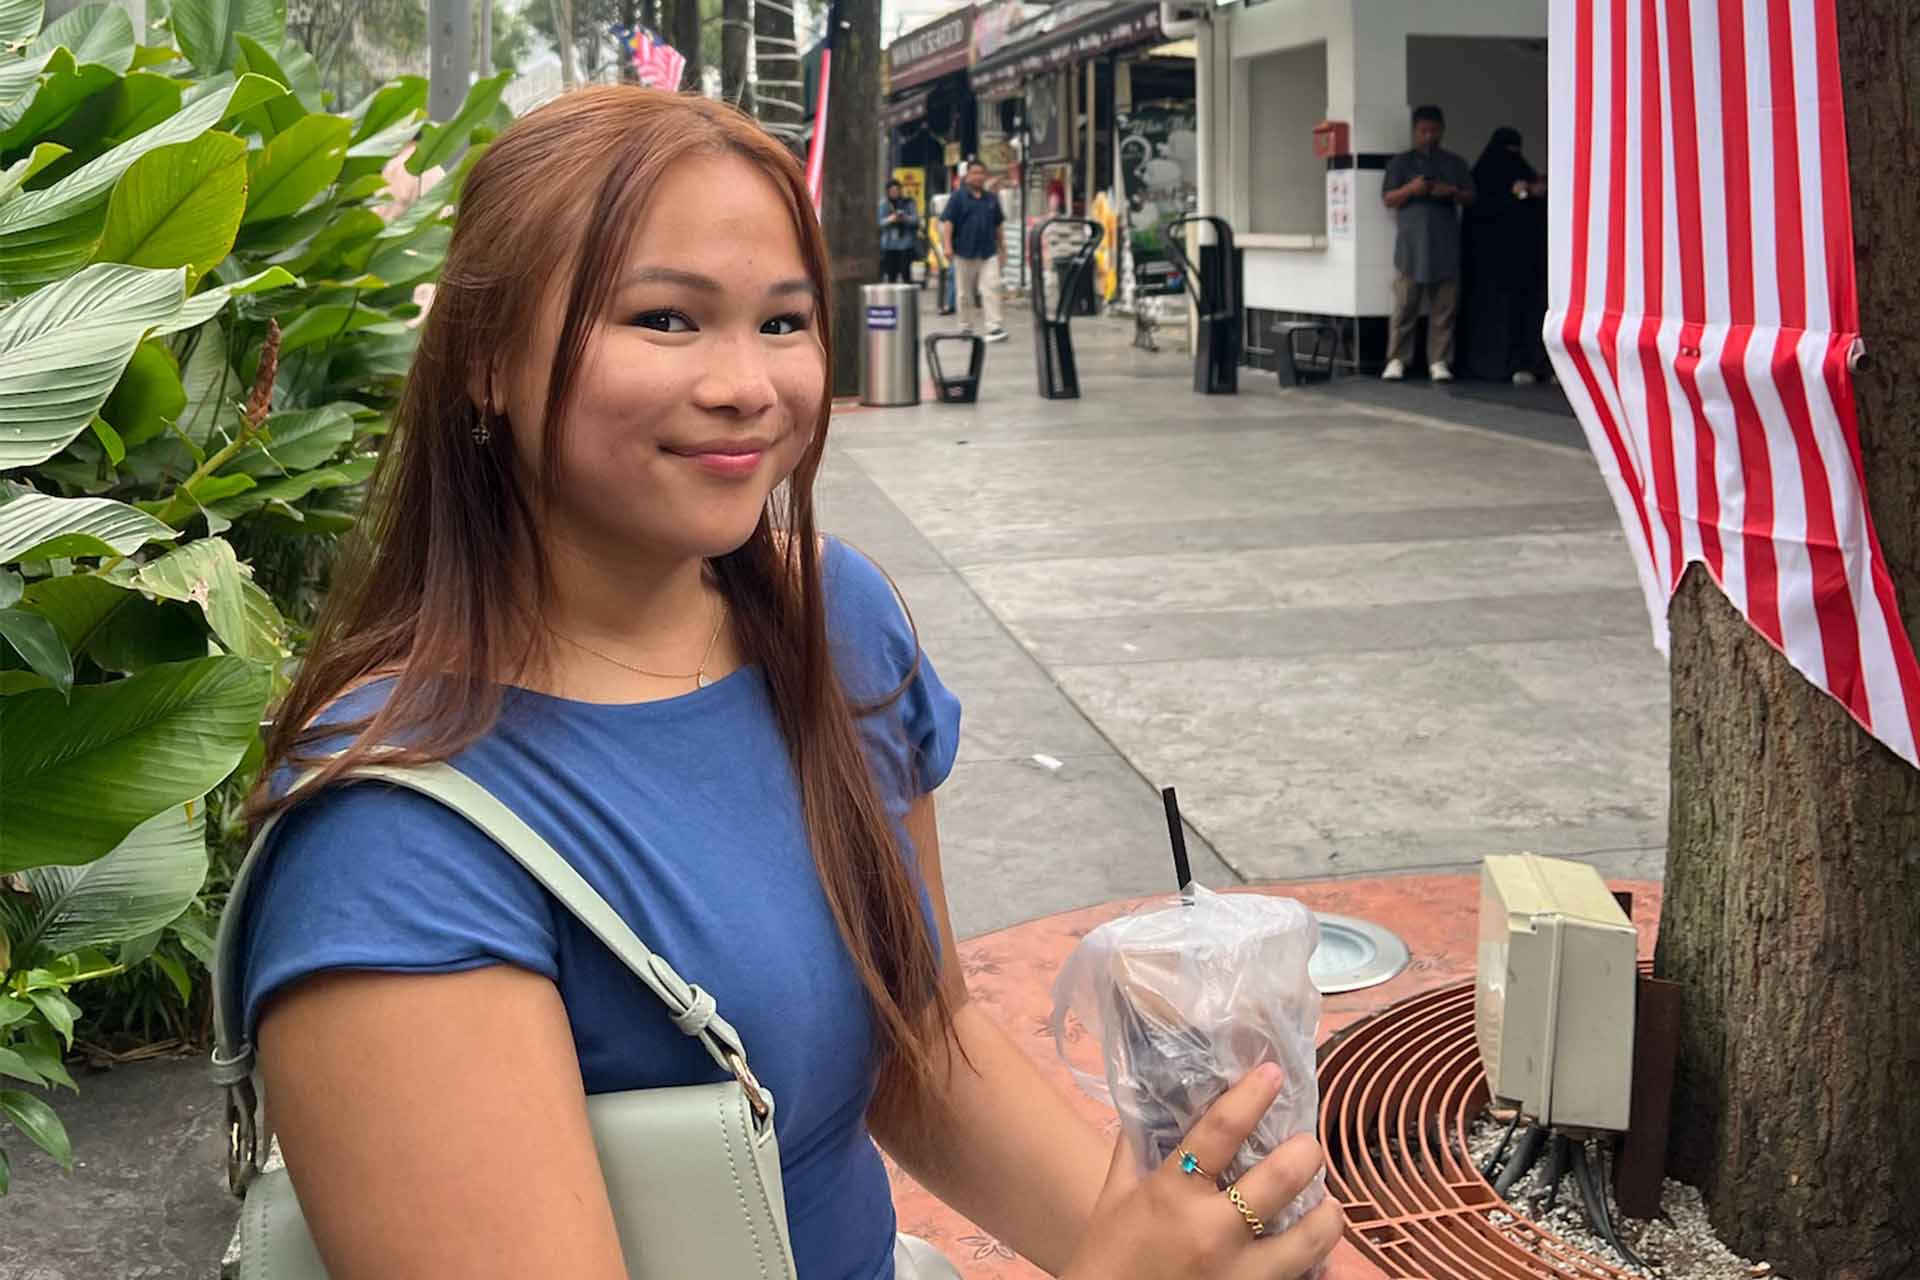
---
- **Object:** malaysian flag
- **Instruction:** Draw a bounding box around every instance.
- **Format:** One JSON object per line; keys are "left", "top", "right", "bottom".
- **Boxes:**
{"left": 1546, "top": 0, "right": 1920, "bottom": 767}
{"left": 803, "top": 1, "right": 844, "bottom": 211}
{"left": 619, "top": 26, "right": 686, "bottom": 91}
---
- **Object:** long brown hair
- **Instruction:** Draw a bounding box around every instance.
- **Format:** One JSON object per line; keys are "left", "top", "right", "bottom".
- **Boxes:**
{"left": 257, "top": 88, "right": 953, "bottom": 1097}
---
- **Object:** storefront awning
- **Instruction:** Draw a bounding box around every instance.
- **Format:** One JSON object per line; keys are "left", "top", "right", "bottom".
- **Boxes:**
{"left": 879, "top": 89, "right": 932, "bottom": 130}
{"left": 968, "top": 0, "right": 1164, "bottom": 97}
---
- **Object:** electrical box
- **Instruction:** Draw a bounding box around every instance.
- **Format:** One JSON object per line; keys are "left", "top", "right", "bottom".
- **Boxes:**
{"left": 1475, "top": 854, "right": 1637, "bottom": 1132}
{"left": 1312, "top": 120, "right": 1350, "bottom": 160}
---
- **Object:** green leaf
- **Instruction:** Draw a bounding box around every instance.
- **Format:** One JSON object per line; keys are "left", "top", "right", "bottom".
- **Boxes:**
{"left": 28, "top": 3, "right": 134, "bottom": 75}
{"left": 0, "top": 75, "right": 263, "bottom": 286}
{"left": 22, "top": 990, "right": 73, "bottom": 1047}
{"left": 86, "top": 414, "right": 124, "bottom": 464}
{"left": 0, "top": 1143, "right": 10, "bottom": 1194}
{"left": 134, "top": 538, "right": 285, "bottom": 661}
{"left": 0, "top": 567, "right": 20, "bottom": 607}
{"left": 0, "top": 49, "right": 119, "bottom": 159}
{"left": 94, "top": 72, "right": 185, "bottom": 155}
{"left": 243, "top": 111, "right": 347, "bottom": 225}
{"left": 117, "top": 928, "right": 162, "bottom": 967}
{"left": 0, "top": 655, "right": 270, "bottom": 872}
{"left": 21, "top": 569, "right": 131, "bottom": 652}
{"left": 210, "top": 452, "right": 372, "bottom": 517}
{"left": 0, "top": 489, "right": 175, "bottom": 563}
{"left": 15, "top": 1032, "right": 75, "bottom": 1092}
{"left": 364, "top": 221, "right": 446, "bottom": 288}
{"left": 170, "top": 0, "right": 283, "bottom": 76}
{"left": 168, "top": 909, "right": 215, "bottom": 970}
{"left": 224, "top": 402, "right": 352, "bottom": 476}
{"left": 93, "top": 130, "right": 247, "bottom": 285}
{"left": 275, "top": 301, "right": 388, "bottom": 353}
{"left": 129, "top": 43, "right": 182, "bottom": 71}
{"left": 0, "top": 142, "right": 70, "bottom": 203}
{"left": 152, "top": 949, "right": 191, "bottom": 1003}
{"left": 0, "top": 263, "right": 185, "bottom": 466}
{"left": 152, "top": 266, "right": 298, "bottom": 338}
{"left": 407, "top": 70, "right": 506, "bottom": 176}
{"left": 378, "top": 140, "right": 481, "bottom": 245}
{"left": 231, "top": 33, "right": 316, "bottom": 132}
{"left": 0, "top": 607, "right": 72, "bottom": 697}
{"left": 0, "top": 1047, "right": 46, "bottom": 1088}
{"left": 0, "top": 0, "right": 44, "bottom": 45}
{"left": 285, "top": 207, "right": 378, "bottom": 275}
{"left": 2, "top": 802, "right": 207, "bottom": 969}
{"left": 82, "top": 593, "right": 205, "bottom": 671}
{"left": 0, "top": 671, "right": 49, "bottom": 692}
{"left": 348, "top": 75, "right": 423, "bottom": 144}
{"left": 0, "top": 1089, "right": 71, "bottom": 1170}
{"left": 102, "top": 341, "right": 186, "bottom": 449}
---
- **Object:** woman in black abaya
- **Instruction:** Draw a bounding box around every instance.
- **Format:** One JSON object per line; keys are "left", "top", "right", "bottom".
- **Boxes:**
{"left": 1461, "top": 127, "right": 1552, "bottom": 383}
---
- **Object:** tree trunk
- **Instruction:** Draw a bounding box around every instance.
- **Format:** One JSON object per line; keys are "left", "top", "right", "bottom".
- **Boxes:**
{"left": 550, "top": 0, "right": 578, "bottom": 87}
{"left": 753, "top": 0, "right": 801, "bottom": 134}
{"left": 821, "top": 0, "right": 879, "bottom": 397}
{"left": 669, "top": 0, "right": 702, "bottom": 92}
{"left": 1656, "top": 4, "right": 1920, "bottom": 1277}
{"left": 721, "top": 0, "right": 749, "bottom": 106}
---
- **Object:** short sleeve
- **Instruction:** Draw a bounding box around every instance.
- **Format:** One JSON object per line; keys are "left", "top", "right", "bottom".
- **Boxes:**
{"left": 238, "top": 781, "right": 561, "bottom": 1040}
{"left": 823, "top": 539, "right": 963, "bottom": 797}
{"left": 1383, "top": 154, "right": 1411, "bottom": 194}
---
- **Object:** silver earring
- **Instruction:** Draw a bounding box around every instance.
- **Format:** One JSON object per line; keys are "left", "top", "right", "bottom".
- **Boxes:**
{"left": 474, "top": 391, "right": 496, "bottom": 446}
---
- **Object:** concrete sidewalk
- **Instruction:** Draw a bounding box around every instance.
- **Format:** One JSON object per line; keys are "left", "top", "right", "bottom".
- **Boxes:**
{"left": 822, "top": 294, "right": 1667, "bottom": 938}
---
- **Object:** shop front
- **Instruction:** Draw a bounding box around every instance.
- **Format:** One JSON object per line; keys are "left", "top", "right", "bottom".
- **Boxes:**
{"left": 882, "top": 5, "right": 978, "bottom": 210}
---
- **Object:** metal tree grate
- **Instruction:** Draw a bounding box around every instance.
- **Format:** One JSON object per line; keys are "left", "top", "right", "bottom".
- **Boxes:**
{"left": 1317, "top": 981, "right": 1639, "bottom": 1279}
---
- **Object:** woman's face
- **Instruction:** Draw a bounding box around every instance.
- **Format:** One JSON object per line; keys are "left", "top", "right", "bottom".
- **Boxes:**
{"left": 503, "top": 151, "right": 823, "bottom": 567}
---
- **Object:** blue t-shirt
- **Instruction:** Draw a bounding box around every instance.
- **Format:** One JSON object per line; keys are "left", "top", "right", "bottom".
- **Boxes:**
{"left": 238, "top": 539, "right": 962, "bottom": 1280}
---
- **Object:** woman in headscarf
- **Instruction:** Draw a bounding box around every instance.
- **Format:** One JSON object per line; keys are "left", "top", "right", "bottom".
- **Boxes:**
{"left": 1461, "top": 127, "right": 1551, "bottom": 384}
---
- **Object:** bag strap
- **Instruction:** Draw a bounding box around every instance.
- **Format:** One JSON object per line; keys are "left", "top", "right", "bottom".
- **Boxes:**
{"left": 210, "top": 760, "right": 773, "bottom": 1194}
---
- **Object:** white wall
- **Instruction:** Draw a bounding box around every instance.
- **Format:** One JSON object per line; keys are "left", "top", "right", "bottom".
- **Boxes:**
{"left": 1245, "top": 42, "right": 1331, "bottom": 236}
{"left": 1405, "top": 36, "right": 1550, "bottom": 173}
{"left": 1211, "top": 0, "right": 1548, "bottom": 320}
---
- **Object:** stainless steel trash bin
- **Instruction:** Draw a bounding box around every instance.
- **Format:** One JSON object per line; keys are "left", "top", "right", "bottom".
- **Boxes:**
{"left": 860, "top": 283, "right": 920, "bottom": 407}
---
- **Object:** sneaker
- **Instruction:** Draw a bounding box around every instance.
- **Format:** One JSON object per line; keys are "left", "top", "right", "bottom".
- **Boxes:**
{"left": 984, "top": 327, "right": 1010, "bottom": 343}
{"left": 1381, "top": 358, "right": 1406, "bottom": 381}
{"left": 1512, "top": 370, "right": 1538, "bottom": 386}
{"left": 1429, "top": 361, "right": 1455, "bottom": 383}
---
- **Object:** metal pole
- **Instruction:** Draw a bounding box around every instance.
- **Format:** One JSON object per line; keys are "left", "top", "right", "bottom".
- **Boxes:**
{"left": 428, "top": 0, "right": 474, "bottom": 122}
{"left": 478, "top": 0, "right": 493, "bottom": 77}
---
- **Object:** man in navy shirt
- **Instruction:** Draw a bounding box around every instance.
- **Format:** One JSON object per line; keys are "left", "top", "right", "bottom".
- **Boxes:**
{"left": 940, "top": 161, "right": 1008, "bottom": 342}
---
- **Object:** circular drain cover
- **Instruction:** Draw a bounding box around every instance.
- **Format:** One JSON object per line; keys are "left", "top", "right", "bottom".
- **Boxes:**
{"left": 1310, "top": 914, "right": 1411, "bottom": 993}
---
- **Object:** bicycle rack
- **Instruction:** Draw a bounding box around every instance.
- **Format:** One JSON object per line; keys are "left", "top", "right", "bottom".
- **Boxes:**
{"left": 1027, "top": 216, "right": 1104, "bottom": 400}
{"left": 1163, "top": 214, "right": 1243, "bottom": 395}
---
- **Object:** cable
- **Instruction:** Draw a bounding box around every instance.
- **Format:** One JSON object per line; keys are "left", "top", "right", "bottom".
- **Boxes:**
{"left": 1492, "top": 1124, "right": 1547, "bottom": 1198}
{"left": 1480, "top": 1111, "right": 1522, "bottom": 1179}
{"left": 1570, "top": 1140, "right": 1650, "bottom": 1271}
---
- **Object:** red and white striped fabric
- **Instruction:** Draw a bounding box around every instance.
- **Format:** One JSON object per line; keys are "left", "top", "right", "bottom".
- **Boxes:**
{"left": 1546, "top": 0, "right": 1920, "bottom": 767}
{"left": 631, "top": 29, "right": 686, "bottom": 92}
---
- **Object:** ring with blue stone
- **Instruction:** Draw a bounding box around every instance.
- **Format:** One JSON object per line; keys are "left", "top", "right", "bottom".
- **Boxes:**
{"left": 1175, "top": 1147, "right": 1214, "bottom": 1181}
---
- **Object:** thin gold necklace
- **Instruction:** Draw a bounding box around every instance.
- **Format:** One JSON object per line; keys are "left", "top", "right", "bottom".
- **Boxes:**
{"left": 551, "top": 598, "right": 730, "bottom": 688}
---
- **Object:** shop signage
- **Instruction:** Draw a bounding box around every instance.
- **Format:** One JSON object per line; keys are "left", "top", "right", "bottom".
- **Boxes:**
{"left": 1025, "top": 71, "right": 1068, "bottom": 163}
{"left": 970, "top": 0, "right": 1162, "bottom": 98}
{"left": 887, "top": 7, "right": 975, "bottom": 92}
{"left": 878, "top": 89, "right": 931, "bottom": 130}
{"left": 1118, "top": 100, "right": 1198, "bottom": 296}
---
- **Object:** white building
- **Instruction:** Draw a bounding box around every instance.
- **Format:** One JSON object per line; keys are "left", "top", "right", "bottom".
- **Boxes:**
{"left": 1192, "top": 0, "right": 1549, "bottom": 372}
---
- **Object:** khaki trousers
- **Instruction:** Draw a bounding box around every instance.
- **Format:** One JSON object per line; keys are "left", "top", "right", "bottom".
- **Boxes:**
{"left": 1389, "top": 275, "right": 1460, "bottom": 367}
{"left": 955, "top": 256, "right": 1004, "bottom": 332}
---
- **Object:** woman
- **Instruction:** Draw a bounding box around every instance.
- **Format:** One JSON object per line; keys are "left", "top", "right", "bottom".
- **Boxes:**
{"left": 1461, "top": 126, "right": 1551, "bottom": 384}
{"left": 239, "top": 88, "right": 1342, "bottom": 1280}
{"left": 878, "top": 179, "right": 921, "bottom": 284}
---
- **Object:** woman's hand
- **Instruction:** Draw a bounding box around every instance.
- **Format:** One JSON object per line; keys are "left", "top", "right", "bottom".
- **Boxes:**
{"left": 1060, "top": 1066, "right": 1346, "bottom": 1279}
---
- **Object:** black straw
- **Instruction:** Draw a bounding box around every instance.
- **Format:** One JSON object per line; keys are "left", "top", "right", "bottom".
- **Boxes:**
{"left": 1161, "top": 786, "right": 1192, "bottom": 892}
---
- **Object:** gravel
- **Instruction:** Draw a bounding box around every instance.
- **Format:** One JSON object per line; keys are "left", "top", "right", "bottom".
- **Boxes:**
{"left": 1465, "top": 1113, "right": 1779, "bottom": 1280}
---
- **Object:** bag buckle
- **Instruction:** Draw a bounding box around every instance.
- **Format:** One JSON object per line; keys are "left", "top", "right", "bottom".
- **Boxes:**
{"left": 727, "top": 1052, "right": 771, "bottom": 1122}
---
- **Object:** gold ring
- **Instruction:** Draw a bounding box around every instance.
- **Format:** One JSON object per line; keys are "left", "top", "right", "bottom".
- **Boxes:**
{"left": 1176, "top": 1147, "right": 1213, "bottom": 1180}
{"left": 1225, "top": 1184, "right": 1267, "bottom": 1238}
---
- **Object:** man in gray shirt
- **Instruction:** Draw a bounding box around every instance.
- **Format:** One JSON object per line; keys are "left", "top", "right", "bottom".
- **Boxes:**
{"left": 1381, "top": 105, "right": 1474, "bottom": 382}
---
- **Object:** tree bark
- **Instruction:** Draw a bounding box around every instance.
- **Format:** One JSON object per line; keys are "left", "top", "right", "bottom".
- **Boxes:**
{"left": 1656, "top": 4, "right": 1920, "bottom": 1277}
{"left": 549, "top": 0, "right": 578, "bottom": 87}
{"left": 669, "top": 0, "right": 702, "bottom": 92}
{"left": 753, "top": 0, "right": 802, "bottom": 134}
{"left": 721, "top": 0, "right": 750, "bottom": 106}
{"left": 820, "top": 0, "right": 880, "bottom": 397}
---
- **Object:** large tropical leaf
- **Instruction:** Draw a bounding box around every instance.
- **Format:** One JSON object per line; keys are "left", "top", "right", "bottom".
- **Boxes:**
{"left": 0, "top": 801, "right": 207, "bottom": 968}
{"left": 0, "top": 488, "right": 175, "bottom": 564}
{"left": 275, "top": 300, "right": 389, "bottom": 353}
{"left": 93, "top": 131, "right": 247, "bottom": 284}
{"left": 152, "top": 265, "right": 297, "bottom": 337}
{"left": 231, "top": 33, "right": 317, "bottom": 133}
{"left": 242, "top": 111, "right": 347, "bottom": 225}
{"left": 0, "top": 74, "right": 275, "bottom": 286}
{"left": 0, "top": 654, "right": 270, "bottom": 872}
{"left": 27, "top": 3, "right": 133, "bottom": 75}
{"left": 170, "top": 0, "right": 283, "bottom": 76}
{"left": 19, "top": 571, "right": 129, "bottom": 651}
{"left": 406, "top": 70, "right": 507, "bottom": 176}
{"left": 348, "top": 75, "right": 424, "bottom": 144}
{"left": 0, "top": 0, "right": 44, "bottom": 45}
{"left": 0, "top": 605, "right": 71, "bottom": 695}
{"left": 209, "top": 452, "right": 373, "bottom": 518}
{"left": 0, "top": 1089, "right": 70, "bottom": 1169}
{"left": 0, "top": 263, "right": 185, "bottom": 467}
{"left": 0, "top": 49, "right": 118, "bottom": 156}
{"left": 92, "top": 71, "right": 184, "bottom": 151}
{"left": 223, "top": 402, "right": 352, "bottom": 476}
{"left": 100, "top": 340, "right": 186, "bottom": 448}
{"left": 133, "top": 537, "right": 285, "bottom": 661}
{"left": 0, "top": 142, "right": 67, "bottom": 203}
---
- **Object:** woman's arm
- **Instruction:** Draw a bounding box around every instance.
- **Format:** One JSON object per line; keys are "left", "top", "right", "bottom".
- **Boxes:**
{"left": 259, "top": 965, "right": 628, "bottom": 1279}
{"left": 869, "top": 794, "right": 1109, "bottom": 1275}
